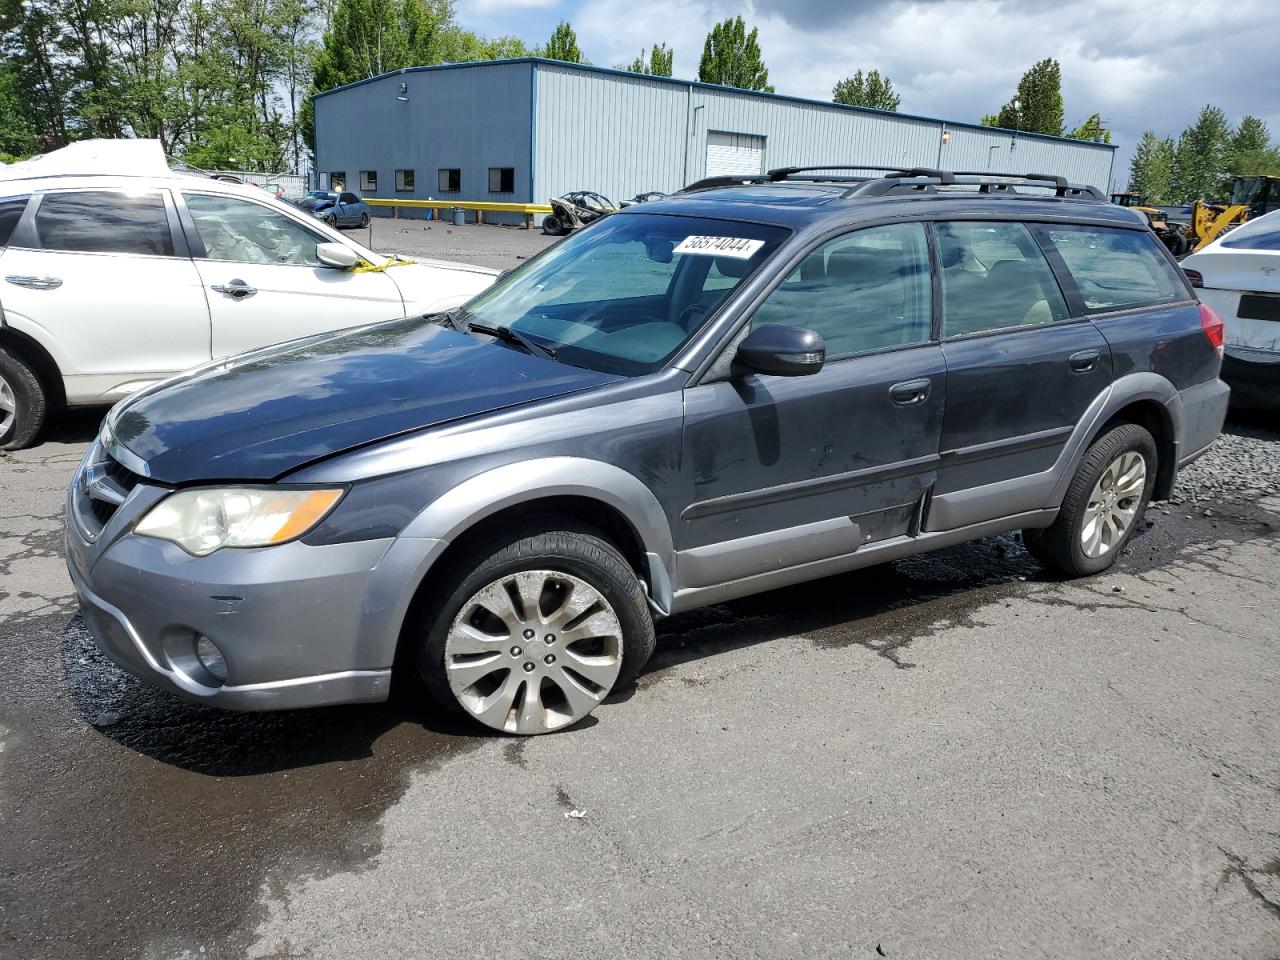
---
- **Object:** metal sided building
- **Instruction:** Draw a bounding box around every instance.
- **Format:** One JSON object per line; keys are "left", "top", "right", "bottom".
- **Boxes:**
{"left": 313, "top": 58, "right": 1117, "bottom": 224}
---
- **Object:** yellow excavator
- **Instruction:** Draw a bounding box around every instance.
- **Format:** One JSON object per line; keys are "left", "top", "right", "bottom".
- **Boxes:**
{"left": 1115, "top": 176, "right": 1280, "bottom": 257}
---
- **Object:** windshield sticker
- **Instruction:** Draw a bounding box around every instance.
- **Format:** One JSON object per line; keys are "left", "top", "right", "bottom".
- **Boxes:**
{"left": 673, "top": 236, "right": 766, "bottom": 259}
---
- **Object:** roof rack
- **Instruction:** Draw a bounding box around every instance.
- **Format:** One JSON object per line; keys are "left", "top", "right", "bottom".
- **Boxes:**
{"left": 680, "top": 166, "right": 1105, "bottom": 201}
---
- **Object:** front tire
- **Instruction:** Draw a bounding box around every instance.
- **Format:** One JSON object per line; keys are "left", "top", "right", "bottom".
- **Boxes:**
{"left": 418, "top": 528, "right": 656, "bottom": 735}
{"left": 325, "top": 213, "right": 337, "bottom": 227}
{"left": 541, "top": 215, "right": 561, "bottom": 236}
{"left": 359, "top": 212, "right": 370, "bottom": 228}
{"left": 0, "top": 347, "right": 47, "bottom": 450}
{"left": 1024, "top": 423, "right": 1157, "bottom": 577}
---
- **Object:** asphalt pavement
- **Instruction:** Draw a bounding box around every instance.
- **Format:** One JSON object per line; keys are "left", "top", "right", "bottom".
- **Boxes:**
{"left": 0, "top": 243, "right": 1277, "bottom": 958}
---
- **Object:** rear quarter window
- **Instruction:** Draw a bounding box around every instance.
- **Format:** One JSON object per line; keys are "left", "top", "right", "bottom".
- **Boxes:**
{"left": 1041, "top": 225, "right": 1186, "bottom": 311}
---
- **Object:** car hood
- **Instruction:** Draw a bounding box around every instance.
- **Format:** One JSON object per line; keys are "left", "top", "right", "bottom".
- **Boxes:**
{"left": 106, "top": 318, "right": 621, "bottom": 484}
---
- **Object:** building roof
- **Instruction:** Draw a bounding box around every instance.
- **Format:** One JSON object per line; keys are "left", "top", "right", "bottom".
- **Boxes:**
{"left": 312, "top": 57, "right": 1117, "bottom": 152}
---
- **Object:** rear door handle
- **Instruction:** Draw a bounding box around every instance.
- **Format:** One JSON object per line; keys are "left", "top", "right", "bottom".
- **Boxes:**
{"left": 889, "top": 377, "right": 932, "bottom": 406}
{"left": 5, "top": 275, "right": 62, "bottom": 290}
{"left": 1069, "top": 349, "right": 1100, "bottom": 373}
{"left": 211, "top": 279, "right": 257, "bottom": 300}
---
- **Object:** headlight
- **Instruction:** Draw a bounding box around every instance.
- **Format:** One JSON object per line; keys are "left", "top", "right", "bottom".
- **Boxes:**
{"left": 135, "top": 488, "right": 344, "bottom": 556}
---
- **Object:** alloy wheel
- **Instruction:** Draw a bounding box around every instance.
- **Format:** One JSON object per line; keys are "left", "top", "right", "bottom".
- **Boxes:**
{"left": 0, "top": 371, "right": 15, "bottom": 437}
{"left": 1080, "top": 450, "right": 1146, "bottom": 559}
{"left": 444, "top": 570, "right": 623, "bottom": 734}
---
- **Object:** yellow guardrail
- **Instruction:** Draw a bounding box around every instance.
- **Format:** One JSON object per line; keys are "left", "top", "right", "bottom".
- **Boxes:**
{"left": 364, "top": 198, "right": 552, "bottom": 228}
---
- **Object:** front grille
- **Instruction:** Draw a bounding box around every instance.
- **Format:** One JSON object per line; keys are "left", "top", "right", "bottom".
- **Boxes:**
{"left": 75, "top": 444, "right": 143, "bottom": 539}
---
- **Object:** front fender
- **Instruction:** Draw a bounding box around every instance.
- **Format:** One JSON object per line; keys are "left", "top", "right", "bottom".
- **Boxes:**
{"left": 401, "top": 456, "right": 675, "bottom": 578}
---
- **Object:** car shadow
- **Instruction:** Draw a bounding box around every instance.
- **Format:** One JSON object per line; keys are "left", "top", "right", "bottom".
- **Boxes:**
{"left": 41, "top": 406, "right": 106, "bottom": 445}
{"left": 60, "top": 614, "right": 486, "bottom": 778}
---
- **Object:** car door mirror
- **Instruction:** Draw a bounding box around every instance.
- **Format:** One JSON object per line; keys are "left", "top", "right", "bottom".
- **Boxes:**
{"left": 316, "top": 242, "right": 358, "bottom": 269}
{"left": 734, "top": 324, "right": 825, "bottom": 376}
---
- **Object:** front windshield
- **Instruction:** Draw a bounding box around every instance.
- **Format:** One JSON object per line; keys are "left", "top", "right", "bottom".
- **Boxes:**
{"left": 458, "top": 213, "right": 788, "bottom": 375}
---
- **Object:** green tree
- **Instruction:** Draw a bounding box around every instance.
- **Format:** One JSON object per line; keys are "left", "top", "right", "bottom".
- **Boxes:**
{"left": 543, "top": 20, "right": 581, "bottom": 63}
{"left": 1170, "top": 104, "right": 1231, "bottom": 203}
{"left": 1068, "top": 113, "right": 1112, "bottom": 143}
{"left": 1128, "top": 130, "right": 1174, "bottom": 203}
{"left": 698, "top": 16, "right": 772, "bottom": 92}
{"left": 625, "top": 42, "right": 673, "bottom": 77}
{"left": 831, "top": 69, "right": 900, "bottom": 111}
{"left": 981, "top": 58, "right": 1064, "bottom": 136}
{"left": 0, "top": 63, "right": 39, "bottom": 160}
{"left": 1223, "top": 115, "right": 1280, "bottom": 184}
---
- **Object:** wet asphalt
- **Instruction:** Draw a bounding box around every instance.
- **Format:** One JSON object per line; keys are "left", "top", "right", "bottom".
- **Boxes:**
{"left": 1, "top": 226, "right": 1277, "bottom": 957}
{"left": 2, "top": 408, "right": 1278, "bottom": 958}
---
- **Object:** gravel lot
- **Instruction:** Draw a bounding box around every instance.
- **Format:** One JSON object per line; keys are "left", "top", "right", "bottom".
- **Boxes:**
{"left": 0, "top": 237, "right": 1277, "bottom": 959}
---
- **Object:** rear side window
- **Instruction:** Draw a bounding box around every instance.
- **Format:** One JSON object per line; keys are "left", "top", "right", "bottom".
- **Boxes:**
{"left": 936, "top": 221, "right": 1068, "bottom": 337}
{"left": 34, "top": 191, "right": 174, "bottom": 257}
{"left": 754, "top": 222, "right": 933, "bottom": 358}
{"left": 0, "top": 196, "right": 29, "bottom": 246}
{"left": 1041, "top": 225, "right": 1186, "bottom": 310}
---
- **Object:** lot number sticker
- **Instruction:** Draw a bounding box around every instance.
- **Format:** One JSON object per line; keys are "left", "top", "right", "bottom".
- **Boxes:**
{"left": 674, "top": 236, "right": 765, "bottom": 259}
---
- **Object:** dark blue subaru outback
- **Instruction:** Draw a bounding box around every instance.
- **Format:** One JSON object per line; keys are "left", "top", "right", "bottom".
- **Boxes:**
{"left": 66, "top": 167, "right": 1229, "bottom": 735}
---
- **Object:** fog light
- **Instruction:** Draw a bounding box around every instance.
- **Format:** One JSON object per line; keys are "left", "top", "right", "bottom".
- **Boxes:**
{"left": 195, "top": 635, "right": 228, "bottom": 683}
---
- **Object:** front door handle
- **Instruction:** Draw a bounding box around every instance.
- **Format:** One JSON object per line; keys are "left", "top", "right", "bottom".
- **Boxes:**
{"left": 889, "top": 377, "right": 932, "bottom": 406}
{"left": 5, "top": 274, "right": 62, "bottom": 290}
{"left": 1069, "top": 349, "right": 1100, "bottom": 373}
{"left": 211, "top": 279, "right": 257, "bottom": 300}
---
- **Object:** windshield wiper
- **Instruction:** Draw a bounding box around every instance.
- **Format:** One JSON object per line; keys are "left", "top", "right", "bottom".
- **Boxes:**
{"left": 434, "top": 308, "right": 464, "bottom": 330}
{"left": 466, "top": 321, "right": 558, "bottom": 361}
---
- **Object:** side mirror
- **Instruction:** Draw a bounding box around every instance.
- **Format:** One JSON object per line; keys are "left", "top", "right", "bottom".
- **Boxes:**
{"left": 316, "top": 242, "right": 358, "bottom": 269}
{"left": 735, "top": 324, "right": 825, "bottom": 377}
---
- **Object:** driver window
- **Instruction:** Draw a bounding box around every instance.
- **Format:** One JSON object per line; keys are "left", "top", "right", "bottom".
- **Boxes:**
{"left": 339, "top": 192, "right": 359, "bottom": 205}
{"left": 183, "top": 193, "right": 325, "bottom": 265}
{"left": 752, "top": 222, "right": 933, "bottom": 359}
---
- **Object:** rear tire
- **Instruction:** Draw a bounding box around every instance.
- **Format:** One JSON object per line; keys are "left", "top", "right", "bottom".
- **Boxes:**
{"left": 417, "top": 526, "right": 656, "bottom": 735}
{"left": 1023, "top": 423, "right": 1157, "bottom": 577}
{"left": 0, "top": 347, "right": 47, "bottom": 450}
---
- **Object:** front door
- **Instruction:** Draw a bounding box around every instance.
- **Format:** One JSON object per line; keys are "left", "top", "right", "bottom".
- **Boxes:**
{"left": 678, "top": 222, "right": 945, "bottom": 590}
{"left": 179, "top": 191, "right": 405, "bottom": 357}
{"left": 927, "top": 220, "right": 1113, "bottom": 530}
{"left": 1, "top": 188, "right": 211, "bottom": 401}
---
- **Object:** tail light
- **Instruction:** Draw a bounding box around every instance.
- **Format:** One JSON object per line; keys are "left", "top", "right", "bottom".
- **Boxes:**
{"left": 1198, "top": 302, "right": 1224, "bottom": 358}
{"left": 1183, "top": 268, "right": 1204, "bottom": 288}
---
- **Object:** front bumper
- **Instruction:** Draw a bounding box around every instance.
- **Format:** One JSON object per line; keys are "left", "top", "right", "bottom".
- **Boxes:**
{"left": 65, "top": 463, "right": 444, "bottom": 711}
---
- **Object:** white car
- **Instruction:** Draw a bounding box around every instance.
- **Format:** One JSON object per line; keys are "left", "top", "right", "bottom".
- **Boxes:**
{"left": 1182, "top": 209, "right": 1280, "bottom": 409}
{"left": 0, "top": 160, "right": 496, "bottom": 448}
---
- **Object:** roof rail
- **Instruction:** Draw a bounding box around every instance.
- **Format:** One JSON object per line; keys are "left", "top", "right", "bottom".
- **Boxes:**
{"left": 681, "top": 167, "right": 1106, "bottom": 201}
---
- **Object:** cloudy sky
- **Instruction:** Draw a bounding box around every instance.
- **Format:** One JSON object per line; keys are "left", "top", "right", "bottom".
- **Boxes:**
{"left": 457, "top": 0, "right": 1279, "bottom": 190}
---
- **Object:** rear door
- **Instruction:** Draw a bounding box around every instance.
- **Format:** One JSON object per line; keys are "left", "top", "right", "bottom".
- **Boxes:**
{"left": 0, "top": 188, "right": 211, "bottom": 400}
{"left": 179, "top": 190, "right": 405, "bottom": 357}
{"left": 927, "top": 220, "right": 1112, "bottom": 530}
{"left": 679, "top": 222, "right": 945, "bottom": 589}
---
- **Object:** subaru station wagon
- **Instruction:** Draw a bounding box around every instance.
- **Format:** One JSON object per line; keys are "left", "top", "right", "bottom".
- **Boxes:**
{"left": 66, "top": 167, "right": 1230, "bottom": 735}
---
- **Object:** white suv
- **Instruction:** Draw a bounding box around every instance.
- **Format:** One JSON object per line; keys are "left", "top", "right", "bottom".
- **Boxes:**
{"left": 0, "top": 173, "right": 497, "bottom": 448}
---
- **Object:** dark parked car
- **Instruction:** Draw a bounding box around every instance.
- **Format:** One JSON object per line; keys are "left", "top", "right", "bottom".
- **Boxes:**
{"left": 67, "top": 166, "right": 1228, "bottom": 735}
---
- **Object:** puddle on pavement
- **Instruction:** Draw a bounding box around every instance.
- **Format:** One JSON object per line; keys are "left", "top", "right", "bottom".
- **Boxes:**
{"left": 0, "top": 614, "right": 487, "bottom": 960}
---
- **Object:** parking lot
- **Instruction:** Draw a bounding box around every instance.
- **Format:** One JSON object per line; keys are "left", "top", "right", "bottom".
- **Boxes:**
{"left": 0, "top": 225, "right": 1275, "bottom": 959}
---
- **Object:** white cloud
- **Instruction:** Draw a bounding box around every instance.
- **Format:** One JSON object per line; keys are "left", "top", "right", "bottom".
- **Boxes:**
{"left": 469, "top": 0, "right": 560, "bottom": 14}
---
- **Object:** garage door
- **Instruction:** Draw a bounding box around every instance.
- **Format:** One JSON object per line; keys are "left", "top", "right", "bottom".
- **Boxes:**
{"left": 705, "top": 132, "right": 766, "bottom": 177}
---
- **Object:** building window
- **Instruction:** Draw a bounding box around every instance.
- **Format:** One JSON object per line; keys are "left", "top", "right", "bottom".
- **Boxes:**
{"left": 438, "top": 168, "right": 461, "bottom": 193}
{"left": 359, "top": 170, "right": 377, "bottom": 192}
{"left": 488, "top": 167, "right": 515, "bottom": 193}
{"left": 330, "top": 171, "right": 347, "bottom": 190}
{"left": 395, "top": 169, "right": 415, "bottom": 192}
